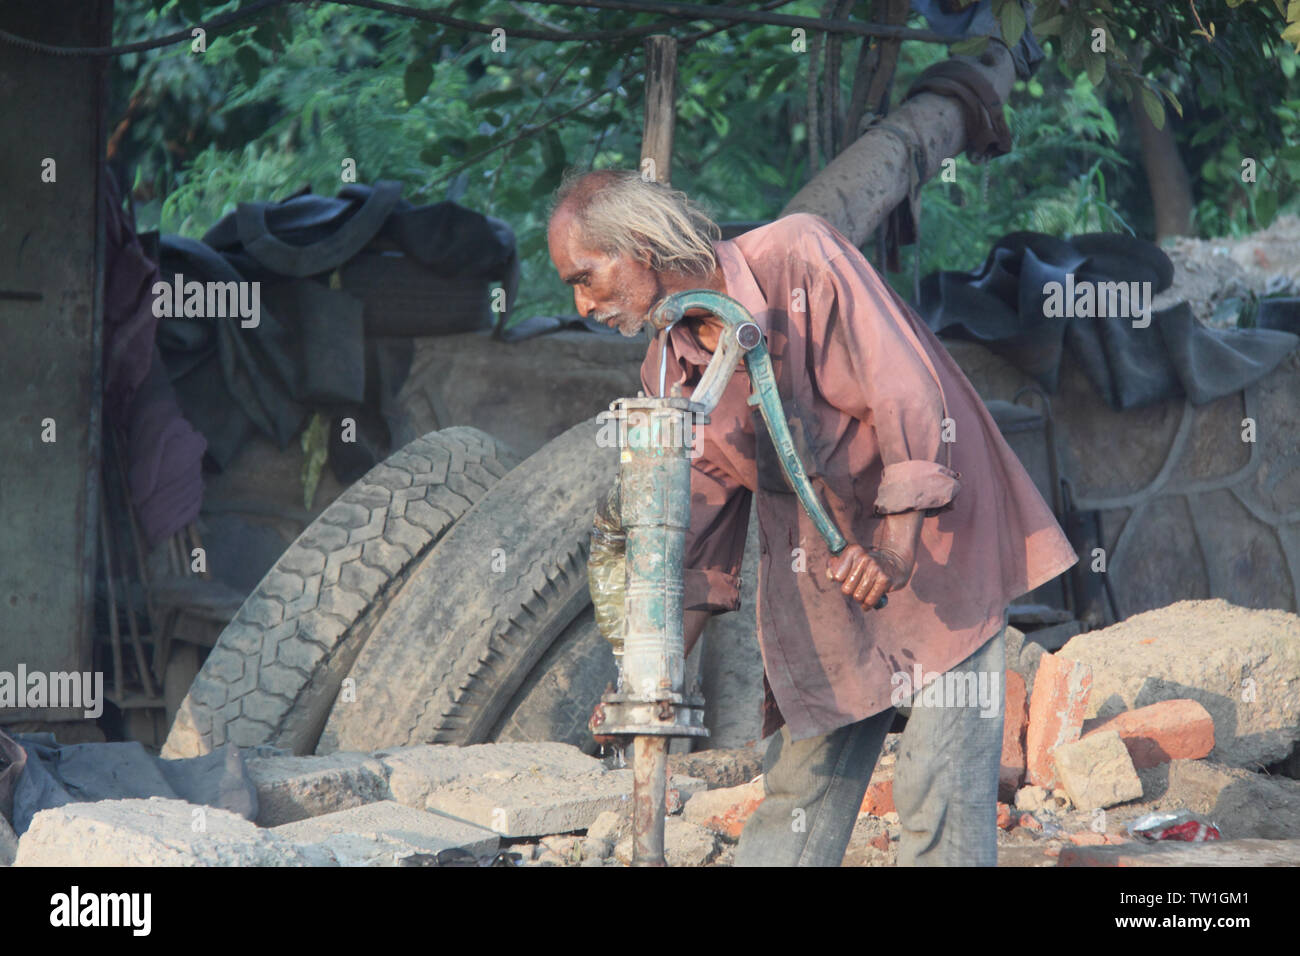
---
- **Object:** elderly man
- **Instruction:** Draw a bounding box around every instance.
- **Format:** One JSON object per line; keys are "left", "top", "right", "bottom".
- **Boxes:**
{"left": 547, "top": 169, "right": 1078, "bottom": 867}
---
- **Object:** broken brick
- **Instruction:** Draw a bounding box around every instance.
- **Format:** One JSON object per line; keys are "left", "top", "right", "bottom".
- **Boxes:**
{"left": 1025, "top": 653, "right": 1093, "bottom": 790}
{"left": 682, "top": 777, "right": 765, "bottom": 839}
{"left": 999, "top": 669, "right": 1028, "bottom": 803}
{"left": 860, "top": 774, "right": 895, "bottom": 816}
{"left": 1080, "top": 699, "right": 1215, "bottom": 769}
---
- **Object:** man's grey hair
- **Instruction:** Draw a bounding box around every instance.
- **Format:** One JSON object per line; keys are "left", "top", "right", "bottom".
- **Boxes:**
{"left": 549, "top": 169, "right": 721, "bottom": 277}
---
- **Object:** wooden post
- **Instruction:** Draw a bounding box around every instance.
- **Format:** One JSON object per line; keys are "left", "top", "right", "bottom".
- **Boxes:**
{"left": 641, "top": 35, "right": 678, "bottom": 186}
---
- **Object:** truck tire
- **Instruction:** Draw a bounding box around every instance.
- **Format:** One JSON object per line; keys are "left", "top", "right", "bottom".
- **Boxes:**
{"left": 316, "top": 418, "right": 616, "bottom": 753}
{"left": 161, "top": 427, "right": 517, "bottom": 758}
{"left": 488, "top": 608, "right": 616, "bottom": 754}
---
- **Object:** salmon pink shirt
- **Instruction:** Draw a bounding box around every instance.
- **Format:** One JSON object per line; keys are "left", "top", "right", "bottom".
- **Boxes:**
{"left": 639, "top": 213, "right": 1078, "bottom": 741}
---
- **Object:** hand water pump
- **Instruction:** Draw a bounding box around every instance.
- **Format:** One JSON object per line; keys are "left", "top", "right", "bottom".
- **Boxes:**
{"left": 589, "top": 290, "right": 884, "bottom": 866}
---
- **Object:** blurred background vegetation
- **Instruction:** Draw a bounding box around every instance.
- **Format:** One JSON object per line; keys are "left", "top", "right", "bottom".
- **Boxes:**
{"left": 108, "top": 0, "right": 1300, "bottom": 321}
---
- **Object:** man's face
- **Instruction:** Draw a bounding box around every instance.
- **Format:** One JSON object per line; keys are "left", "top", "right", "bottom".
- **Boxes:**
{"left": 547, "top": 209, "right": 665, "bottom": 338}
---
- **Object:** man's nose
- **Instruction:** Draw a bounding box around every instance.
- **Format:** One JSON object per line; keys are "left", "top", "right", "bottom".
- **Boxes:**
{"left": 574, "top": 287, "right": 595, "bottom": 318}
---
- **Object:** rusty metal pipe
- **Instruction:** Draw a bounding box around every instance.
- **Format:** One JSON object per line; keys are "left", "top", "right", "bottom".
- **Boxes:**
{"left": 632, "top": 736, "right": 669, "bottom": 866}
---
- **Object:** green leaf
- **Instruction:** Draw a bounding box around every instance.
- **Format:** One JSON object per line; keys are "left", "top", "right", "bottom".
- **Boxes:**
{"left": 404, "top": 59, "right": 433, "bottom": 104}
{"left": 300, "top": 413, "right": 329, "bottom": 511}
{"left": 253, "top": 20, "right": 278, "bottom": 51}
{"left": 1086, "top": 53, "right": 1105, "bottom": 87}
{"left": 1255, "top": 188, "right": 1278, "bottom": 226}
{"left": 1161, "top": 87, "right": 1183, "bottom": 119}
{"left": 758, "top": 58, "right": 798, "bottom": 99}
{"left": 999, "top": 2, "right": 1026, "bottom": 47}
{"left": 470, "top": 87, "right": 524, "bottom": 108}
{"left": 1034, "top": 15, "right": 1064, "bottom": 36}
{"left": 234, "top": 45, "right": 261, "bottom": 87}
{"left": 533, "top": 161, "right": 565, "bottom": 199}
{"left": 1061, "top": 20, "right": 1085, "bottom": 61}
{"left": 1284, "top": 20, "right": 1300, "bottom": 51}
{"left": 950, "top": 36, "right": 990, "bottom": 56}
{"left": 1141, "top": 86, "right": 1165, "bottom": 129}
{"left": 1189, "top": 118, "right": 1224, "bottom": 147}
{"left": 1279, "top": 143, "right": 1300, "bottom": 160}
{"left": 541, "top": 128, "right": 566, "bottom": 170}
{"left": 571, "top": 108, "right": 622, "bottom": 128}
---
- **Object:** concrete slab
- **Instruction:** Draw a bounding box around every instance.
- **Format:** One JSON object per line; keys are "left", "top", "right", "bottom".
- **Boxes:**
{"left": 273, "top": 800, "right": 499, "bottom": 865}
{"left": 245, "top": 752, "right": 390, "bottom": 826}
{"left": 14, "top": 797, "right": 322, "bottom": 866}
{"left": 377, "top": 742, "right": 700, "bottom": 838}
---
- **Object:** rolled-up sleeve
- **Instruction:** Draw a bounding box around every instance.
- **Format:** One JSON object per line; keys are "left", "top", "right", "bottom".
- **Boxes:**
{"left": 800, "top": 215, "right": 962, "bottom": 516}
{"left": 875, "top": 460, "right": 961, "bottom": 514}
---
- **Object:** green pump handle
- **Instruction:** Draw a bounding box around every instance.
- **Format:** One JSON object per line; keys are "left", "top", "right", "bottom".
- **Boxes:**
{"left": 650, "top": 289, "right": 888, "bottom": 609}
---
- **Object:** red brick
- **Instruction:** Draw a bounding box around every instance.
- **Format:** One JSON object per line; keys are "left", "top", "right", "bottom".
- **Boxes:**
{"left": 682, "top": 778, "right": 765, "bottom": 839}
{"left": 999, "top": 670, "right": 1028, "bottom": 802}
{"left": 997, "top": 802, "right": 1013, "bottom": 830}
{"left": 1025, "top": 653, "right": 1093, "bottom": 789}
{"left": 860, "top": 775, "right": 895, "bottom": 816}
{"left": 1017, "top": 812, "right": 1043, "bottom": 832}
{"left": 1080, "top": 699, "right": 1215, "bottom": 769}
{"left": 1068, "top": 831, "right": 1107, "bottom": 846}
{"left": 869, "top": 833, "right": 891, "bottom": 851}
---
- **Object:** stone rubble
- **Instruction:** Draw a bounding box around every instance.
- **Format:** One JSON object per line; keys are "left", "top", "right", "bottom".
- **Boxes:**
{"left": 5, "top": 603, "right": 1299, "bottom": 867}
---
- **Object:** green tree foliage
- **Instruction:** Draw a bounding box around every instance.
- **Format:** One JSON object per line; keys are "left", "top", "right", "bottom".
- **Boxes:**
{"left": 108, "top": 0, "right": 1300, "bottom": 321}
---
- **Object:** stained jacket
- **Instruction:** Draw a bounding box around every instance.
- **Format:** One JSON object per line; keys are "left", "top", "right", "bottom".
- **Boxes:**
{"left": 639, "top": 213, "right": 1079, "bottom": 741}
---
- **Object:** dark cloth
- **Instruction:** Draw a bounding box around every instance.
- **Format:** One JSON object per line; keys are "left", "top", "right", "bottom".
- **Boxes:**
{"left": 911, "top": 0, "right": 1045, "bottom": 80}
{"left": 125, "top": 347, "right": 208, "bottom": 546}
{"left": 103, "top": 174, "right": 207, "bottom": 546}
{"left": 0, "top": 729, "right": 258, "bottom": 836}
{"left": 158, "top": 183, "right": 517, "bottom": 470}
{"left": 102, "top": 175, "right": 162, "bottom": 424}
{"left": 917, "top": 232, "right": 1300, "bottom": 410}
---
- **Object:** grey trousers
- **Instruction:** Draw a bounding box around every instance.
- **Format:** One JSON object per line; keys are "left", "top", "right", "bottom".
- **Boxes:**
{"left": 733, "top": 613, "right": 1007, "bottom": 867}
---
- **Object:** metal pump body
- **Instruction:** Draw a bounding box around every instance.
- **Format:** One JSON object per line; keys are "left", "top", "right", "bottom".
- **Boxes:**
{"left": 598, "top": 290, "right": 872, "bottom": 866}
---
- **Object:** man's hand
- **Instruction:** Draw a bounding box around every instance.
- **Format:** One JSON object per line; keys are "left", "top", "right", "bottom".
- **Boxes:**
{"left": 827, "top": 544, "right": 913, "bottom": 612}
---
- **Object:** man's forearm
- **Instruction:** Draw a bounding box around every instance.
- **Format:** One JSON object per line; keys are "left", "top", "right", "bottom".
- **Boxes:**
{"left": 684, "top": 609, "right": 711, "bottom": 660}
{"left": 876, "top": 508, "right": 926, "bottom": 572}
